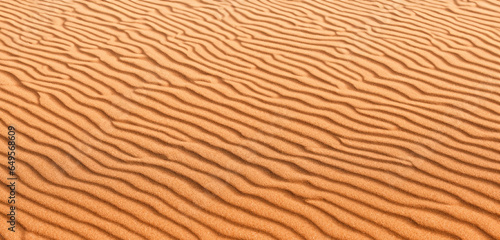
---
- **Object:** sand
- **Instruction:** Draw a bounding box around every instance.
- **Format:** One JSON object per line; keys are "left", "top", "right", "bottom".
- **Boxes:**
{"left": 0, "top": 0, "right": 500, "bottom": 239}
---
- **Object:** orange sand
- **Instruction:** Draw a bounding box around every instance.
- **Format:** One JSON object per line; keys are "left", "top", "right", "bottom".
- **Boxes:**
{"left": 1, "top": 0, "right": 500, "bottom": 239}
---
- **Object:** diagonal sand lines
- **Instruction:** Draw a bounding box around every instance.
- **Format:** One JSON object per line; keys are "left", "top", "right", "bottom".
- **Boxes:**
{"left": 1, "top": 0, "right": 500, "bottom": 239}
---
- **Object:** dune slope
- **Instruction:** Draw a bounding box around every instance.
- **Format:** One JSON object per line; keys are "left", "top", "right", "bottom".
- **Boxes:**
{"left": 1, "top": 0, "right": 500, "bottom": 239}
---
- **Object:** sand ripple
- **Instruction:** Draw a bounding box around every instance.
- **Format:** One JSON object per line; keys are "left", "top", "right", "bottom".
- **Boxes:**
{"left": 1, "top": 0, "right": 500, "bottom": 239}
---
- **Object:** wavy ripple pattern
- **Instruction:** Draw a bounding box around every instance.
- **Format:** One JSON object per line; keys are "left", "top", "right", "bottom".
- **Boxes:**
{"left": 1, "top": 0, "right": 500, "bottom": 239}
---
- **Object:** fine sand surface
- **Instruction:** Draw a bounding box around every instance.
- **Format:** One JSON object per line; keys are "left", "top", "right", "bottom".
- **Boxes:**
{"left": 1, "top": 0, "right": 500, "bottom": 239}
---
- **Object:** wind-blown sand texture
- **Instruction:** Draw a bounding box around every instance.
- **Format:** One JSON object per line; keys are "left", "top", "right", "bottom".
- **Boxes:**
{"left": 1, "top": 0, "right": 500, "bottom": 239}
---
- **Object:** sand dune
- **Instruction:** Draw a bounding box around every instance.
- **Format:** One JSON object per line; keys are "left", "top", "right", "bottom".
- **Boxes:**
{"left": 1, "top": 0, "right": 500, "bottom": 239}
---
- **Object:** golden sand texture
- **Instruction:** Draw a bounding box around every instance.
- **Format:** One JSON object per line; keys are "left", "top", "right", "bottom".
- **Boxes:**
{"left": 1, "top": 0, "right": 500, "bottom": 239}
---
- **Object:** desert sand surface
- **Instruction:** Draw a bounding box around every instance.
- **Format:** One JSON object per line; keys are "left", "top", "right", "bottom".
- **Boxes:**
{"left": 1, "top": 0, "right": 500, "bottom": 239}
